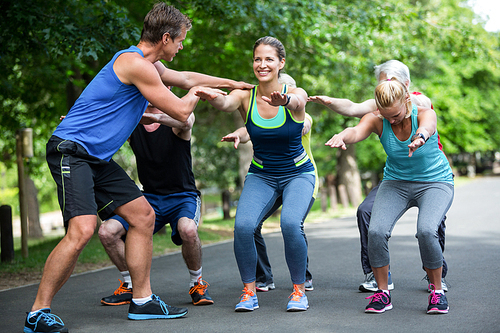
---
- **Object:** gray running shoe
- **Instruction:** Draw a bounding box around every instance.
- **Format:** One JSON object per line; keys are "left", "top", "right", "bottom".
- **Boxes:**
{"left": 359, "top": 272, "right": 394, "bottom": 292}
{"left": 424, "top": 275, "right": 449, "bottom": 292}
{"left": 304, "top": 279, "right": 314, "bottom": 291}
{"left": 255, "top": 281, "right": 275, "bottom": 292}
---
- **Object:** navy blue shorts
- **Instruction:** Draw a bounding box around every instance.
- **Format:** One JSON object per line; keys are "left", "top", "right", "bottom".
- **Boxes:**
{"left": 109, "top": 191, "right": 200, "bottom": 245}
{"left": 46, "top": 136, "right": 143, "bottom": 225}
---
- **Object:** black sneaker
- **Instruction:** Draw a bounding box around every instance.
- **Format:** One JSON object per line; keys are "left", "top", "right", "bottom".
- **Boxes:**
{"left": 128, "top": 294, "right": 188, "bottom": 320}
{"left": 427, "top": 284, "right": 449, "bottom": 314}
{"left": 365, "top": 290, "right": 393, "bottom": 313}
{"left": 24, "top": 308, "right": 68, "bottom": 333}
{"left": 189, "top": 278, "right": 214, "bottom": 305}
{"left": 101, "top": 279, "right": 133, "bottom": 306}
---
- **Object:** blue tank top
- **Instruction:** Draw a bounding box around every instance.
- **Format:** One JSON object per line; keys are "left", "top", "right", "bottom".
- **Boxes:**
{"left": 245, "top": 85, "right": 314, "bottom": 176}
{"left": 53, "top": 46, "right": 148, "bottom": 161}
{"left": 380, "top": 105, "right": 453, "bottom": 184}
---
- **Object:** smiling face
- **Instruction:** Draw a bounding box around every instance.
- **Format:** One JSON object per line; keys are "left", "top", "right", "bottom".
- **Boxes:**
{"left": 253, "top": 44, "right": 285, "bottom": 83}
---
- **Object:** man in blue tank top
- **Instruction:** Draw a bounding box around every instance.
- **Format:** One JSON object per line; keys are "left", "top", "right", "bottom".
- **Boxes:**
{"left": 24, "top": 3, "right": 252, "bottom": 333}
{"left": 99, "top": 103, "right": 214, "bottom": 307}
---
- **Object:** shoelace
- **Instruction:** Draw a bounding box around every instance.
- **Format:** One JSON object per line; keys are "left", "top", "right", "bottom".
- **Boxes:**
{"left": 365, "top": 292, "right": 390, "bottom": 304}
{"left": 289, "top": 285, "right": 304, "bottom": 302}
{"left": 428, "top": 283, "right": 442, "bottom": 305}
{"left": 239, "top": 287, "right": 254, "bottom": 302}
{"left": 114, "top": 279, "right": 132, "bottom": 295}
{"left": 189, "top": 279, "right": 210, "bottom": 295}
{"left": 151, "top": 294, "right": 170, "bottom": 314}
{"left": 27, "top": 311, "right": 65, "bottom": 329}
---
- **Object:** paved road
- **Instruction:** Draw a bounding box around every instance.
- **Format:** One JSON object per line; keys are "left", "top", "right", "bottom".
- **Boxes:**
{"left": 2, "top": 177, "right": 499, "bottom": 332}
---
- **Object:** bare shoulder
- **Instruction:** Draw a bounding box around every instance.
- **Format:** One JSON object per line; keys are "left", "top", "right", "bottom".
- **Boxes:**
{"left": 114, "top": 52, "right": 157, "bottom": 86}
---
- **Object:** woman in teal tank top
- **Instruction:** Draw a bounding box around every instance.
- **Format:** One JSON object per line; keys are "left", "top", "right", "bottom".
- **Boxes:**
{"left": 196, "top": 36, "right": 314, "bottom": 312}
{"left": 325, "top": 78, "right": 453, "bottom": 315}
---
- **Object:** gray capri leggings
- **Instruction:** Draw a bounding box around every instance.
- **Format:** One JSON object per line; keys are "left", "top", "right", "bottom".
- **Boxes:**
{"left": 368, "top": 180, "right": 454, "bottom": 270}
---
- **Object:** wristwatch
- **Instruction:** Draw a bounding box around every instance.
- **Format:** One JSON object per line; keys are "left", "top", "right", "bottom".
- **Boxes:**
{"left": 411, "top": 132, "right": 427, "bottom": 142}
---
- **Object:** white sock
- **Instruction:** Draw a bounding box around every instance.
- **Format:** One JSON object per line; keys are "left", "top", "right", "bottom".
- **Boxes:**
{"left": 120, "top": 271, "right": 132, "bottom": 288}
{"left": 189, "top": 267, "right": 202, "bottom": 287}
{"left": 28, "top": 309, "right": 47, "bottom": 318}
{"left": 132, "top": 295, "right": 152, "bottom": 305}
{"left": 383, "top": 290, "right": 390, "bottom": 295}
{"left": 435, "top": 290, "right": 444, "bottom": 294}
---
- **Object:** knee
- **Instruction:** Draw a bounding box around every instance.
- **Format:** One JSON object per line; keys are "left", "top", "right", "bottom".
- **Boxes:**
{"left": 98, "top": 221, "right": 122, "bottom": 247}
{"left": 416, "top": 229, "right": 437, "bottom": 243}
{"left": 178, "top": 219, "right": 198, "bottom": 243}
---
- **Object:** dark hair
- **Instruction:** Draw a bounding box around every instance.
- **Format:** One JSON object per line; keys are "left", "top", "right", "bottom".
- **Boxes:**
{"left": 253, "top": 36, "right": 286, "bottom": 61}
{"left": 253, "top": 36, "right": 286, "bottom": 77}
{"left": 140, "top": 3, "right": 192, "bottom": 44}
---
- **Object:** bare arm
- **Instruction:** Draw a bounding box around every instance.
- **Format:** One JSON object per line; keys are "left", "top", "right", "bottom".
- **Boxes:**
{"left": 325, "top": 113, "right": 381, "bottom": 149}
{"left": 114, "top": 53, "right": 207, "bottom": 122}
{"left": 308, "top": 96, "right": 376, "bottom": 118}
{"left": 261, "top": 87, "right": 308, "bottom": 115}
{"left": 154, "top": 61, "right": 254, "bottom": 91}
{"left": 408, "top": 107, "right": 437, "bottom": 157}
{"left": 140, "top": 112, "right": 194, "bottom": 131}
{"left": 196, "top": 88, "right": 248, "bottom": 113}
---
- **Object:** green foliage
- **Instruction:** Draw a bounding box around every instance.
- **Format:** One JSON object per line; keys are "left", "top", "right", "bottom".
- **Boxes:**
{"left": 1, "top": 0, "right": 499, "bottom": 211}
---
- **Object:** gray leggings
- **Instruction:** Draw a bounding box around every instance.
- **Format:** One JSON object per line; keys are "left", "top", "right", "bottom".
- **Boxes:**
{"left": 368, "top": 180, "right": 454, "bottom": 270}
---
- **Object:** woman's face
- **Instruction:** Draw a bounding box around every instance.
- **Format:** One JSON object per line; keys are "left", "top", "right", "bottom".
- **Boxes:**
{"left": 253, "top": 44, "right": 285, "bottom": 82}
{"left": 379, "top": 101, "right": 408, "bottom": 125}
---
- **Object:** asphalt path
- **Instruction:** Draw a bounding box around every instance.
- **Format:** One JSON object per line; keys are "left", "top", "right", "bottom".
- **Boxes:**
{"left": 1, "top": 176, "right": 499, "bottom": 332}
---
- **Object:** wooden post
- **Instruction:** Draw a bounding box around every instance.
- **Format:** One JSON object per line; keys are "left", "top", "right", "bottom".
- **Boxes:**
{"left": 16, "top": 130, "right": 29, "bottom": 258}
{"left": 0, "top": 205, "right": 15, "bottom": 262}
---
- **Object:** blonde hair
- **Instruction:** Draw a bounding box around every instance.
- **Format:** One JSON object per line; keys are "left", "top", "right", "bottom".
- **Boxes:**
{"left": 374, "top": 77, "right": 412, "bottom": 118}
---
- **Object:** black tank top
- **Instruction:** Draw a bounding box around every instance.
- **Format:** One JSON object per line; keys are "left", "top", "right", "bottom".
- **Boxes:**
{"left": 129, "top": 124, "right": 199, "bottom": 196}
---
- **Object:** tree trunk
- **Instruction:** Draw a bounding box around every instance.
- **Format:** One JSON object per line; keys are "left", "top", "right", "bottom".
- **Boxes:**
{"left": 222, "top": 190, "right": 231, "bottom": 220}
{"left": 25, "top": 177, "right": 43, "bottom": 238}
{"left": 337, "top": 144, "right": 362, "bottom": 207}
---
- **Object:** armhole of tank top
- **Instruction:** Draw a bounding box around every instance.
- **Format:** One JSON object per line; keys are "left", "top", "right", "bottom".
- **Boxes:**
{"left": 245, "top": 87, "right": 256, "bottom": 125}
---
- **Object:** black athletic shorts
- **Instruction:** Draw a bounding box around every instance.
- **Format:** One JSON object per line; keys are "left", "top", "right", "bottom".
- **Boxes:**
{"left": 46, "top": 136, "right": 143, "bottom": 226}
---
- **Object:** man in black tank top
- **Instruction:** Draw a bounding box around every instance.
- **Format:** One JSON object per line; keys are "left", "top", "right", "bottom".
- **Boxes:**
{"left": 99, "top": 104, "right": 213, "bottom": 307}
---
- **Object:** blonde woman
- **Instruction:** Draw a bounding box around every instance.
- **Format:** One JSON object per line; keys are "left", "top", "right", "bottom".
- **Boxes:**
{"left": 326, "top": 78, "right": 453, "bottom": 314}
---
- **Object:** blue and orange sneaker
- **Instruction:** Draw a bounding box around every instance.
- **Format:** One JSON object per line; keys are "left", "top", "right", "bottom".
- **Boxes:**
{"left": 189, "top": 277, "right": 214, "bottom": 305}
{"left": 286, "top": 285, "right": 309, "bottom": 311}
{"left": 128, "top": 294, "right": 188, "bottom": 320}
{"left": 365, "top": 290, "right": 392, "bottom": 313}
{"left": 235, "top": 287, "right": 259, "bottom": 312}
{"left": 24, "top": 308, "right": 68, "bottom": 333}
{"left": 101, "top": 279, "right": 133, "bottom": 306}
{"left": 427, "top": 284, "right": 449, "bottom": 314}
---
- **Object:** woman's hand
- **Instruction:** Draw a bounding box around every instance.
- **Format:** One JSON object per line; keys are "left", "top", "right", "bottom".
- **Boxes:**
{"left": 325, "top": 134, "right": 347, "bottom": 150}
{"left": 408, "top": 137, "right": 426, "bottom": 157}
{"left": 221, "top": 132, "right": 241, "bottom": 149}
{"left": 262, "top": 91, "right": 288, "bottom": 106}
{"left": 308, "top": 95, "right": 332, "bottom": 106}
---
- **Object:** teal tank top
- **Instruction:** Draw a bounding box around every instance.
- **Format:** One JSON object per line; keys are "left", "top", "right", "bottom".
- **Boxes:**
{"left": 245, "top": 85, "right": 314, "bottom": 176}
{"left": 380, "top": 105, "right": 453, "bottom": 184}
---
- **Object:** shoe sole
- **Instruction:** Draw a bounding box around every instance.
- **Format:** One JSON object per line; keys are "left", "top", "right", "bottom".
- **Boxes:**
{"left": 365, "top": 304, "right": 393, "bottom": 313}
{"left": 287, "top": 305, "right": 309, "bottom": 312}
{"left": 192, "top": 299, "right": 214, "bottom": 305}
{"left": 128, "top": 311, "right": 188, "bottom": 320}
{"left": 427, "top": 307, "right": 449, "bottom": 314}
{"left": 304, "top": 287, "right": 314, "bottom": 291}
{"left": 235, "top": 305, "right": 259, "bottom": 312}
{"left": 101, "top": 300, "right": 131, "bottom": 306}
{"left": 359, "top": 283, "right": 394, "bottom": 293}
{"left": 256, "top": 287, "right": 269, "bottom": 292}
